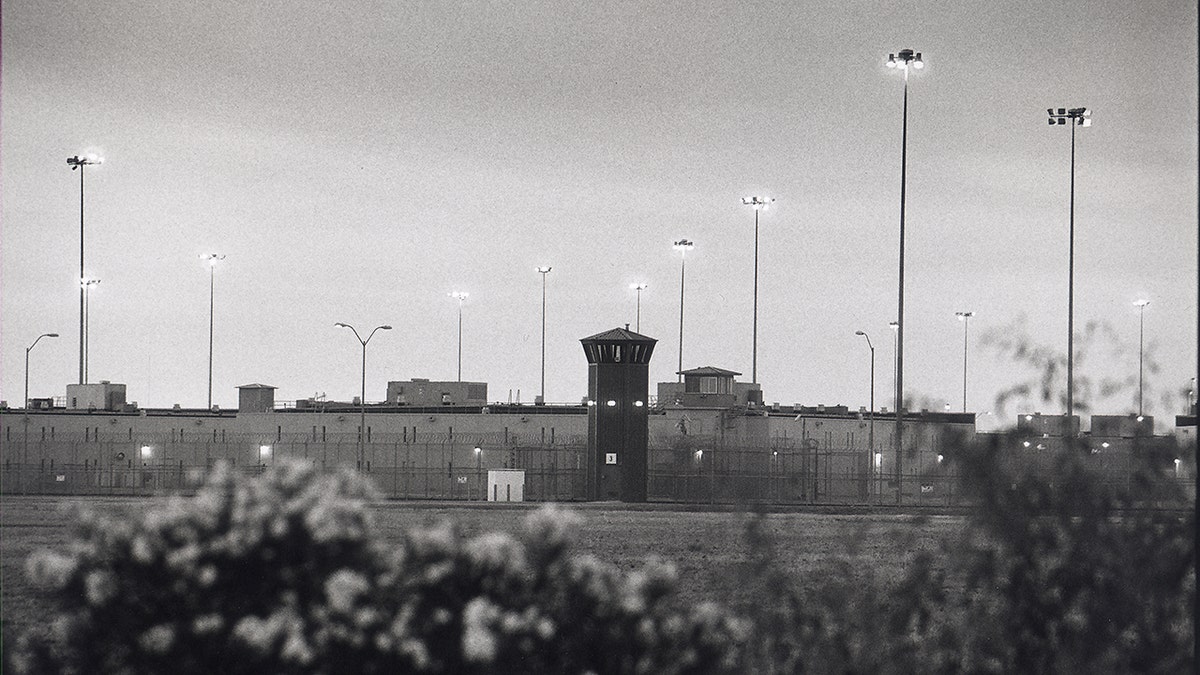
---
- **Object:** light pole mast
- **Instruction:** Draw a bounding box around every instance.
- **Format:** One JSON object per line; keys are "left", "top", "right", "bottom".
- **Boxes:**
{"left": 1048, "top": 106, "right": 1091, "bottom": 434}
{"left": 25, "top": 333, "right": 59, "bottom": 408}
{"left": 335, "top": 322, "right": 392, "bottom": 469}
{"left": 886, "top": 49, "right": 923, "bottom": 504}
{"left": 201, "top": 254, "right": 225, "bottom": 409}
{"left": 956, "top": 311, "right": 974, "bottom": 412}
{"left": 630, "top": 283, "right": 648, "bottom": 332}
{"left": 856, "top": 330, "right": 875, "bottom": 498}
{"left": 673, "top": 239, "right": 694, "bottom": 382}
{"left": 449, "top": 292, "right": 469, "bottom": 381}
{"left": 67, "top": 154, "right": 102, "bottom": 384}
{"left": 741, "top": 196, "right": 773, "bottom": 384}
{"left": 537, "top": 267, "right": 551, "bottom": 403}
{"left": 1134, "top": 299, "right": 1149, "bottom": 416}
{"left": 82, "top": 278, "right": 100, "bottom": 382}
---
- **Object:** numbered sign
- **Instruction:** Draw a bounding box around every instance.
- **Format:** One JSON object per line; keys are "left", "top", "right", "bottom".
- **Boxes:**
{"left": 605, "top": 453, "right": 617, "bottom": 465}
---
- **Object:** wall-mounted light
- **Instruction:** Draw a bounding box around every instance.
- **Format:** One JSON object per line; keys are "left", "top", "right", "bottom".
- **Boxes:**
{"left": 634, "top": 400, "right": 644, "bottom": 407}
{"left": 474, "top": 446, "right": 482, "bottom": 455}
{"left": 936, "top": 454, "right": 944, "bottom": 463}
{"left": 140, "top": 445, "right": 153, "bottom": 459}
{"left": 874, "top": 452, "right": 883, "bottom": 468}
{"left": 1023, "top": 441, "right": 1031, "bottom": 448}
{"left": 606, "top": 400, "right": 616, "bottom": 407}
{"left": 259, "top": 444, "right": 272, "bottom": 458}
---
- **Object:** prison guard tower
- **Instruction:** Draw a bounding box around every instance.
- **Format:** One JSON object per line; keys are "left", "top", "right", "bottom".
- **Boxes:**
{"left": 580, "top": 327, "right": 656, "bottom": 501}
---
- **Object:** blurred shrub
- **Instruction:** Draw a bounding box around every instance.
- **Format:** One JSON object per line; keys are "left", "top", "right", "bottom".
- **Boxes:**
{"left": 12, "top": 461, "right": 746, "bottom": 674}
{"left": 739, "top": 430, "right": 1195, "bottom": 673}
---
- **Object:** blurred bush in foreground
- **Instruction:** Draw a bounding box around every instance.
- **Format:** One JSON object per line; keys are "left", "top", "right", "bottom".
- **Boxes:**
{"left": 740, "top": 430, "right": 1195, "bottom": 673}
{"left": 12, "top": 462, "right": 745, "bottom": 674}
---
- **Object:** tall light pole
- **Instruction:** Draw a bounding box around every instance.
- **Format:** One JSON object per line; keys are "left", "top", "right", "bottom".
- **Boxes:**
{"left": 673, "top": 239, "right": 694, "bottom": 382}
{"left": 1048, "top": 106, "right": 1091, "bottom": 431}
{"left": 200, "top": 254, "right": 226, "bottom": 409}
{"left": 82, "top": 278, "right": 100, "bottom": 383}
{"left": 335, "top": 322, "right": 392, "bottom": 469}
{"left": 741, "top": 196, "right": 773, "bottom": 384}
{"left": 886, "top": 49, "right": 922, "bottom": 505}
{"left": 25, "top": 333, "right": 60, "bottom": 408}
{"left": 889, "top": 321, "right": 899, "bottom": 413}
{"left": 537, "top": 267, "right": 551, "bottom": 403}
{"left": 67, "top": 153, "right": 103, "bottom": 384}
{"left": 1134, "top": 299, "right": 1149, "bottom": 416}
{"left": 630, "top": 283, "right": 648, "bottom": 332}
{"left": 955, "top": 311, "right": 974, "bottom": 412}
{"left": 855, "top": 330, "right": 875, "bottom": 497}
{"left": 449, "top": 292, "right": 469, "bottom": 381}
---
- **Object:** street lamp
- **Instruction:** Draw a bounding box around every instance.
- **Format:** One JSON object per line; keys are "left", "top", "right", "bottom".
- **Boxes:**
{"left": 1134, "top": 299, "right": 1150, "bottom": 416}
{"left": 855, "top": 330, "right": 875, "bottom": 498}
{"left": 449, "top": 292, "right": 469, "bottom": 381}
{"left": 200, "top": 253, "right": 226, "bottom": 409}
{"left": 82, "top": 278, "right": 101, "bottom": 383}
{"left": 741, "top": 196, "right": 774, "bottom": 384}
{"left": 673, "top": 239, "right": 694, "bottom": 383}
{"left": 334, "top": 322, "right": 392, "bottom": 469}
{"left": 886, "top": 48, "right": 923, "bottom": 505}
{"left": 955, "top": 311, "right": 974, "bottom": 412}
{"left": 888, "top": 321, "right": 899, "bottom": 412}
{"left": 67, "top": 153, "right": 103, "bottom": 384}
{"left": 630, "top": 283, "right": 648, "bottom": 332}
{"left": 25, "top": 333, "right": 60, "bottom": 408}
{"left": 1047, "top": 106, "right": 1092, "bottom": 431}
{"left": 536, "top": 267, "right": 551, "bottom": 403}
{"left": 474, "top": 445, "right": 483, "bottom": 500}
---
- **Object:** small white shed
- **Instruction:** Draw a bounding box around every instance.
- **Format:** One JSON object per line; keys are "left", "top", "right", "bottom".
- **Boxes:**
{"left": 487, "top": 470, "right": 525, "bottom": 502}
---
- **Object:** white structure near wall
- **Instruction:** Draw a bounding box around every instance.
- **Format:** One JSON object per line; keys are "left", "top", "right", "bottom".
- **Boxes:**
{"left": 487, "top": 469, "right": 525, "bottom": 502}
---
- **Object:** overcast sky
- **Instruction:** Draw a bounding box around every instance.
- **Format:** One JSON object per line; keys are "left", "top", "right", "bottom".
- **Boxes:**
{"left": 3, "top": 0, "right": 1196, "bottom": 424}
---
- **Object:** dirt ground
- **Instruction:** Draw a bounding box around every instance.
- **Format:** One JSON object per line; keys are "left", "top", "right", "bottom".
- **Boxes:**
{"left": 1, "top": 495, "right": 964, "bottom": 648}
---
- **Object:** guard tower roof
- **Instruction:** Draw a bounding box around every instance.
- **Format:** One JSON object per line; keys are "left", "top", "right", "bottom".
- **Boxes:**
{"left": 581, "top": 327, "right": 657, "bottom": 343}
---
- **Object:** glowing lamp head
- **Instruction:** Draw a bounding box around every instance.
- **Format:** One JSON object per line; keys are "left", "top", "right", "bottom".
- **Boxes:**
{"left": 474, "top": 446, "right": 482, "bottom": 454}
{"left": 140, "top": 445, "right": 153, "bottom": 459}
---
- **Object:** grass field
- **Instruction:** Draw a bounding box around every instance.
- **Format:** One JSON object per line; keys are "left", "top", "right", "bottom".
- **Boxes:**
{"left": 1, "top": 495, "right": 964, "bottom": 649}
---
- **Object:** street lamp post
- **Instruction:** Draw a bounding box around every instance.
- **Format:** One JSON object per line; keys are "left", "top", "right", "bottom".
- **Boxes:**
{"left": 855, "top": 330, "right": 875, "bottom": 498}
{"left": 200, "top": 254, "right": 226, "bottom": 409}
{"left": 1047, "top": 106, "right": 1091, "bottom": 432}
{"left": 82, "top": 278, "right": 100, "bottom": 383}
{"left": 25, "top": 333, "right": 60, "bottom": 408}
{"left": 630, "top": 283, "right": 648, "bottom": 332}
{"left": 673, "top": 239, "right": 694, "bottom": 382}
{"left": 1134, "top": 299, "right": 1150, "bottom": 416}
{"left": 67, "top": 153, "right": 103, "bottom": 385}
{"left": 889, "top": 321, "right": 899, "bottom": 412}
{"left": 537, "top": 267, "right": 551, "bottom": 403}
{"left": 741, "top": 196, "right": 773, "bottom": 384}
{"left": 955, "top": 311, "right": 974, "bottom": 412}
{"left": 886, "top": 48, "right": 923, "bottom": 505}
{"left": 449, "top": 292, "right": 469, "bottom": 381}
{"left": 335, "top": 322, "right": 392, "bottom": 469}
